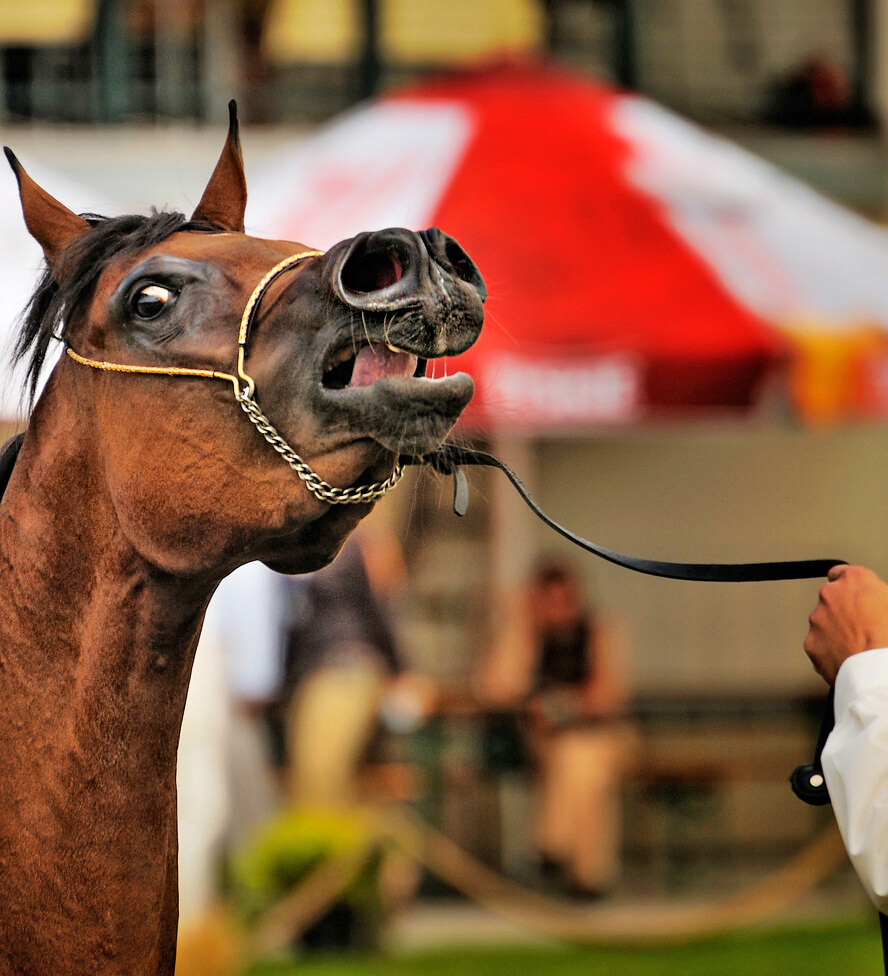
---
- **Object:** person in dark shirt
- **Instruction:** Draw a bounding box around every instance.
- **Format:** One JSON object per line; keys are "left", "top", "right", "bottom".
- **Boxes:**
{"left": 284, "top": 532, "right": 405, "bottom": 807}
{"left": 480, "top": 557, "right": 628, "bottom": 896}
{"left": 283, "top": 526, "right": 438, "bottom": 807}
{"left": 286, "top": 537, "right": 402, "bottom": 690}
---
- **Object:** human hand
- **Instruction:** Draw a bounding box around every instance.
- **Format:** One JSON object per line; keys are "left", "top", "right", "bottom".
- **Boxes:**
{"left": 804, "top": 565, "right": 888, "bottom": 684}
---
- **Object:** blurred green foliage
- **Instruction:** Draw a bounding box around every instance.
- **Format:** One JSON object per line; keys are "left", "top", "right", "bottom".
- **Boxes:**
{"left": 229, "top": 807, "right": 380, "bottom": 923}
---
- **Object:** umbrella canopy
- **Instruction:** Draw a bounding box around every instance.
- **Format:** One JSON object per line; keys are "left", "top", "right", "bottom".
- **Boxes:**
{"left": 242, "top": 61, "right": 888, "bottom": 429}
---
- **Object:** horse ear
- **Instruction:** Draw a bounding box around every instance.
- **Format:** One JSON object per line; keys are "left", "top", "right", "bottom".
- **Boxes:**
{"left": 191, "top": 100, "right": 247, "bottom": 232}
{"left": 4, "top": 147, "right": 91, "bottom": 271}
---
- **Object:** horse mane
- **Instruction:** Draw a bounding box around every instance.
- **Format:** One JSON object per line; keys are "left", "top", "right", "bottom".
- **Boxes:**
{"left": 14, "top": 209, "right": 220, "bottom": 405}
{"left": 0, "top": 432, "right": 25, "bottom": 501}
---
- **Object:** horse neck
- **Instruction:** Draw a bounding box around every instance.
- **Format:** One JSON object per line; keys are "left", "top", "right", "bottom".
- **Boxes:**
{"left": 0, "top": 383, "right": 214, "bottom": 975}
{"left": 0, "top": 410, "right": 211, "bottom": 742}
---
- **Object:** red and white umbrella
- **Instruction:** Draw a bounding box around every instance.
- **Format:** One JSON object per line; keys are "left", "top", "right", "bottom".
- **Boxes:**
{"left": 247, "top": 60, "right": 888, "bottom": 430}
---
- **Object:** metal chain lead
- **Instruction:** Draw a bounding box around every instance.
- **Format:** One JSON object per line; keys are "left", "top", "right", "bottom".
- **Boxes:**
{"left": 236, "top": 391, "right": 404, "bottom": 504}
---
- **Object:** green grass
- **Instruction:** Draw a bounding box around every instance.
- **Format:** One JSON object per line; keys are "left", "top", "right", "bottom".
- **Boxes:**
{"left": 243, "top": 920, "right": 883, "bottom": 976}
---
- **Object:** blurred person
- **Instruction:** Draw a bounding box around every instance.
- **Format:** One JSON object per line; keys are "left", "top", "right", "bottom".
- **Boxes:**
{"left": 176, "top": 560, "right": 288, "bottom": 931}
{"left": 284, "top": 526, "right": 433, "bottom": 807}
{"left": 208, "top": 561, "right": 288, "bottom": 844}
{"left": 479, "top": 557, "right": 628, "bottom": 897}
{"left": 804, "top": 564, "right": 888, "bottom": 913}
{"left": 767, "top": 54, "right": 857, "bottom": 128}
{"left": 177, "top": 619, "right": 232, "bottom": 928}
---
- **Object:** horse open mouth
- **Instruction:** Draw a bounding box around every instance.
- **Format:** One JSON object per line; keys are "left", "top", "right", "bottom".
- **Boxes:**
{"left": 317, "top": 337, "right": 474, "bottom": 456}
{"left": 322, "top": 339, "right": 422, "bottom": 390}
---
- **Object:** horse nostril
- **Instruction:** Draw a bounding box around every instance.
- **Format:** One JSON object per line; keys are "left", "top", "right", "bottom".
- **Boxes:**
{"left": 421, "top": 227, "right": 487, "bottom": 302}
{"left": 445, "top": 239, "right": 485, "bottom": 292}
{"left": 339, "top": 243, "right": 406, "bottom": 295}
{"left": 333, "top": 227, "right": 485, "bottom": 313}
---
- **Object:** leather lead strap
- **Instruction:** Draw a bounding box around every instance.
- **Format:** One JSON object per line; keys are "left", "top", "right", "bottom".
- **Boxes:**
{"left": 411, "top": 443, "right": 888, "bottom": 960}
{"left": 408, "top": 443, "right": 840, "bottom": 804}
{"left": 409, "top": 445, "right": 845, "bottom": 583}
{"left": 407, "top": 444, "right": 843, "bottom": 802}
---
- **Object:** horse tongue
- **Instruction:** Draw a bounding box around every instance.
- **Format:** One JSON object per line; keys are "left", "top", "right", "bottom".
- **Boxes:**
{"left": 350, "top": 342, "right": 417, "bottom": 387}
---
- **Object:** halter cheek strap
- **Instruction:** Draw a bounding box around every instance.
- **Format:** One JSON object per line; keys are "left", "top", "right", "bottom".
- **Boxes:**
{"left": 233, "top": 250, "right": 325, "bottom": 399}
{"left": 65, "top": 249, "right": 405, "bottom": 505}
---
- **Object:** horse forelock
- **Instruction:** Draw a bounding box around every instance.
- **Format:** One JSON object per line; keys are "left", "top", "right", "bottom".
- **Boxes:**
{"left": 13, "top": 209, "right": 221, "bottom": 406}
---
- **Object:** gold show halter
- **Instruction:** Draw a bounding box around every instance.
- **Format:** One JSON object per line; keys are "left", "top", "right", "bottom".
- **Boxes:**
{"left": 65, "top": 249, "right": 405, "bottom": 505}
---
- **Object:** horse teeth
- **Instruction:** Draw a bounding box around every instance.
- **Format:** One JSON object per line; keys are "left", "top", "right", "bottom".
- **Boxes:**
{"left": 386, "top": 342, "right": 409, "bottom": 355}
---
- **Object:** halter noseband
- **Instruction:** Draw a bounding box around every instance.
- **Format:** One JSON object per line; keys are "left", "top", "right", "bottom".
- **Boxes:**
{"left": 65, "top": 249, "right": 404, "bottom": 505}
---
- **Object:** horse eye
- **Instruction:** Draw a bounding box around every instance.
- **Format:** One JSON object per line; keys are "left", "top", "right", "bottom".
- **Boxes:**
{"left": 131, "top": 284, "right": 174, "bottom": 320}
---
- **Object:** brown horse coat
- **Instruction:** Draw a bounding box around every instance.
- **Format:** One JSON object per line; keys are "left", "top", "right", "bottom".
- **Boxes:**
{"left": 0, "top": 105, "right": 483, "bottom": 974}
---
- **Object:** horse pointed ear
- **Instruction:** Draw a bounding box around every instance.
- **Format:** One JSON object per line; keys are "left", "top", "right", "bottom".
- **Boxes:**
{"left": 4, "top": 147, "right": 91, "bottom": 271}
{"left": 191, "top": 100, "right": 247, "bottom": 232}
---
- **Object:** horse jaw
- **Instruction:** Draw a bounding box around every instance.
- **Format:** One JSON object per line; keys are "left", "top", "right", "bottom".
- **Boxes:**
{"left": 316, "top": 372, "right": 475, "bottom": 456}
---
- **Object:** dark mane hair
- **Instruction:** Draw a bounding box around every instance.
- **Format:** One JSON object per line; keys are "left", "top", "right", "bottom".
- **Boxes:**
{"left": 14, "top": 209, "right": 219, "bottom": 404}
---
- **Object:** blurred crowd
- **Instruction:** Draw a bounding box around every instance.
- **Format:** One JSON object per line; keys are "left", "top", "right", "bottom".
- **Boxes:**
{"left": 176, "top": 527, "right": 630, "bottom": 930}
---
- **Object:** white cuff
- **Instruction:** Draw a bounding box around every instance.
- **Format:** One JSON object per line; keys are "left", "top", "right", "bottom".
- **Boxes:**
{"left": 834, "top": 646, "right": 888, "bottom": 716}
{"left": 823, "top": 645, "right": 888, "bottom": 914}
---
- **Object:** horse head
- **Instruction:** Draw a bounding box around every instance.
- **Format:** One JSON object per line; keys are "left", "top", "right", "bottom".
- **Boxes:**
{"left": 4, "top": 103, "right": 485, "bottom": 576}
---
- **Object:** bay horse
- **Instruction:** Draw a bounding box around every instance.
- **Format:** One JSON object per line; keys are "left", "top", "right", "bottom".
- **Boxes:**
{"left": 0, "top": 104, "right": 485, "bottom": 974}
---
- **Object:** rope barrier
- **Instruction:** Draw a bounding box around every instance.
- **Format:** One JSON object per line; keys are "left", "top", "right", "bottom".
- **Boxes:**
{"left": 246, "top": 838, "right": 378, "bottom": 958}
{"left": 383, "top": 807, "right": 848, "bottom": 946}
{"left": 244, "top": 805, "right": 849, "bottom": 957}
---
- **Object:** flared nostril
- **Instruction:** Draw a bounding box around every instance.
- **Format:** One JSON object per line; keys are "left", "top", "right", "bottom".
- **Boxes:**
{"left": 339, "top": 242, "right": 406, "bottom": 295}
{"left": 333, "top": 226, "right": 485, "bottom": 314}
{"left": 333, "top": 229, "right": 428, "bottom": 310}
{"left": 444, "top": 239, "right": 486, "bottom": 298}
{"left": 420, "top": 228, "right": 487, "bottom": 301}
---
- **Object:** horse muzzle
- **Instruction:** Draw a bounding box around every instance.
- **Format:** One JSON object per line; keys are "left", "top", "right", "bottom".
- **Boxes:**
{"left": 329, "top": 226, "right": 486, "bottom": 358}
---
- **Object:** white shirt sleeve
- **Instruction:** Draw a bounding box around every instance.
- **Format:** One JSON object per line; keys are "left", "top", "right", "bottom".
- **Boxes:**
{"left": 822, "top": 645, "right": 888, "bottom": 913}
